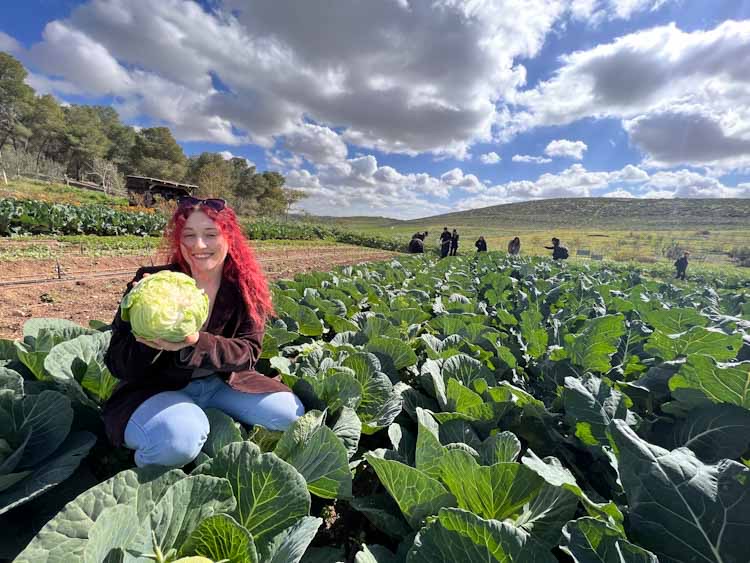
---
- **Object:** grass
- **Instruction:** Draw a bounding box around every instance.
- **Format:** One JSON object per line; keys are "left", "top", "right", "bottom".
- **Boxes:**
{"left": 0, "top": 178, "right": 130, "bottom": 206}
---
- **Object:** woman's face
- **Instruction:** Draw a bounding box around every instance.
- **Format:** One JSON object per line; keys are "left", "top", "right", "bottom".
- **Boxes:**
{"left": 180, "top": 210, "right": 229, "bottom": 277}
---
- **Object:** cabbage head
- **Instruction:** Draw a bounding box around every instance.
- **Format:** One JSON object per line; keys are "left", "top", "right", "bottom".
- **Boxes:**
{"left": 121, "top": 271, "right": 209, "bottom": 342}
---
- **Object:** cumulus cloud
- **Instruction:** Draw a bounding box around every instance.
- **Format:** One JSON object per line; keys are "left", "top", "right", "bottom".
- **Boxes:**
{"left": 0, "top": 31, "right": 21, "bottom": 53}
{"left": 602, "top": 189, "right": 635, "bottom": 197}
{"left": 512, "top": 154, "right": 553, "bottom": 164}
{"left": 516, "top": 20, "right": 750, "bottom": 169}
{"left": 479, "top": 151, "right": 501, "bottom": 164}
{"left": 625, "top": 110, "right": 750, "bottom": 167}
{"left": 440, "top": 168, "right": 485, "bottom": 193}
{"left": 282, "top": 123, "right": 349, "bottom": 166}
{"left": 451, "top": 163, "right": 749, "bottom": 211}
{"left": 11, "top": 0, "right": 572, "bottom": 158}
{"left": 218, "top": 151, "right": 255, "bottom": 168}
{"left": 545, "top": 139, "right": 588, "bottom": 159}
{"left": 283, "top": 154, "right": 487, "bottom": 217}
{"left": 644, "top": 169, "right": 750, "bottom": 198}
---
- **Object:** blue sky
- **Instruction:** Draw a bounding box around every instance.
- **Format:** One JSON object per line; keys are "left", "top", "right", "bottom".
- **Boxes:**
{"left": 2, "top": 0, "right": 750, "bottom": 218}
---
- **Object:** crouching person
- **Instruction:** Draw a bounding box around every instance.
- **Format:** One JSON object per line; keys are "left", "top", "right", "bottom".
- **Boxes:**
{"left": 102, "top": 196, "right": 304, "bottom": 468}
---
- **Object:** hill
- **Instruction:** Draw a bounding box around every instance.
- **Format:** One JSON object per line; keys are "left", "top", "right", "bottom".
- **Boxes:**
{"left": 406, "top": 198, "right": 750, "bottom": 230}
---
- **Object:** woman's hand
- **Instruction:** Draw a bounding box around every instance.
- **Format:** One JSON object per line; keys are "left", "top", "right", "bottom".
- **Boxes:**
{"left": 135, "top": 332, "right": 200, "bottom": 351}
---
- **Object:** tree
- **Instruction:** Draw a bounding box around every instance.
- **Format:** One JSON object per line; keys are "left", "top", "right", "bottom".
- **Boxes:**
{"left": 129, "top": 127, "right": 187, "bottom": 180}
{"left": 186, "top": 152, "right": 233, "bottom": 198}
{"left": 282, "top": 188, "right": 308, "bottom": 220}
{"left": 26, "top": 94, "right": 66, "bottom": 167}
{"left": 92, "top": 106, "right": 136, "bottom": 171}
{"left": 0, "top": 52, "right": 34, "bottom": 150}
{"left": 256, "top": 171, "right": 287, "bottom": 216}
{"left": 62, "top": 105, "right": 109, "bottom": 179}
{"left": 85, "top": 156, "right": 124, "bottom": 193}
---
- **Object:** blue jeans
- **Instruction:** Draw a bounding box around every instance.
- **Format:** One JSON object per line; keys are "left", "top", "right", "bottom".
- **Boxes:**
{"left": 124, "top": 375, "right": 304, "bottom": 468}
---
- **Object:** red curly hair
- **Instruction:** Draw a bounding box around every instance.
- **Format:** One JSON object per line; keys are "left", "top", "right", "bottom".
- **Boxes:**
{"left": 163, "top": 203, "right": 274, "bottom": 328}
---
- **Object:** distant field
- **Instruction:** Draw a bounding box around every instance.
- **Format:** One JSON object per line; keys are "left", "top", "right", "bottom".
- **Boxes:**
{"left": 309, "top": 198, "right": 750, "bottom": 267}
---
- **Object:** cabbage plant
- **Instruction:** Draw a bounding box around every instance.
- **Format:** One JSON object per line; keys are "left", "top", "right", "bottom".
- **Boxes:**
{"left": 121, "top": 271, "right": 209, "bottom": 342}
{"left": 0, "top": 368, "right": 95, "bottom": 516}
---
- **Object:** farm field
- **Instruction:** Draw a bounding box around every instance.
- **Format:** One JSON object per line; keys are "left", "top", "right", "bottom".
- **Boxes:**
{"left": 321, "top": 220, "right": 750, "bottom": 267}
{"left": 0, "top": 240, "right": 398, "bottom": 340}
{"left": 313, "top": 197, "right": 750, "bottom": 267}
{"left": 1, "top": 252, "right": 749, "bottom": 562}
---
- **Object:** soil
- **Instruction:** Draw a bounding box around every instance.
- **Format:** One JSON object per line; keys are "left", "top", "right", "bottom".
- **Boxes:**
{"left": 0, "top": 245, "right": 398, "bottom": 340}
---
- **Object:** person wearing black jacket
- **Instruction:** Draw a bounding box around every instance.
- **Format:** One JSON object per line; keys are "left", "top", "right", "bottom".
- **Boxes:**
{"left": 674, "top": 251, "right": 689, "bottom": 280}
{"left": 544, "top": 237, "right": 569, "bottom": 260}
{"left": 475, "top": 236, "right": 487, "bottom": 252}
{"left": 507, "top": 237, "right": 521, "bottom": 255}
{"left": 450, "top": 229, "right": 459, "bottom": 256}
{"left": 439, "top": 227, "right": 452, "bottom": 258}
{"left": 408, "top": 235, "right": 424, "bottom": 253}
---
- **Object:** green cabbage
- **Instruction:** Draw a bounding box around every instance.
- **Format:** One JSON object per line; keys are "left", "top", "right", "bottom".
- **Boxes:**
{"left": 121, "top": 271, "right": 209, "bottom": 342}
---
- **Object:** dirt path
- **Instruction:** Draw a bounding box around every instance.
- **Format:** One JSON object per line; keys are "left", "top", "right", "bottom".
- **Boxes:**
{"left": 0, "top": 245, "right": 398, "bottom": 340}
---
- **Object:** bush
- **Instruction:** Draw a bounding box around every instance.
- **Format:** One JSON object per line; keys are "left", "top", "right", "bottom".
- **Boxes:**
{"left": 729, "top": 245, "right": 750, "bottom": 267}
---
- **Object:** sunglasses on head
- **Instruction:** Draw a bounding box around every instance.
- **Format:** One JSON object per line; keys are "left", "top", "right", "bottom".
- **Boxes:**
{"left": 177, "top": 196, "right": 226, "bottom": 212}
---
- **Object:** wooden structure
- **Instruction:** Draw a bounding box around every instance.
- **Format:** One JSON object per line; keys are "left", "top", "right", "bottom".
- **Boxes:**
{"left": 125, "top": 175, "right": 198, "bottom": 206}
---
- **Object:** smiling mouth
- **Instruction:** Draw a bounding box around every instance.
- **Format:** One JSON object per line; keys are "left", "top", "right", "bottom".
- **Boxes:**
{"left": 192, "top": 253, "right": 214, "bottom": 259}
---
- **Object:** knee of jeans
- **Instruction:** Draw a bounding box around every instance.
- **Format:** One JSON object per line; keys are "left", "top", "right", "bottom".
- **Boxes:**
{"left": 137, "top": 406, "right": 209, "bottom": 467}
{"left": 267, "top": 393, "right": 306, "bottom": 431}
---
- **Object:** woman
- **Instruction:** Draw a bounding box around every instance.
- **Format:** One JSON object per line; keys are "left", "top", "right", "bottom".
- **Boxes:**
{"left": 475, "top": 236, "right": 487, "bottom": 252}
{"left": 102, "top": 196, "right": 304, "bottom": 468}
{"left": 507, "top": 236, "right": 521, "bottom": 255}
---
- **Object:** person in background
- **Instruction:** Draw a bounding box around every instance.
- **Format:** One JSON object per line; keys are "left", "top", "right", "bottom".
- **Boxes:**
{"left": 408, "top": 234, "right": 424, "bottom": 253}
{"left": 674, "top": 251, "right": 689, "bottom": 280}
{"left": 439, "top": 227, "right": 452, "bottom": 258}
{"left": 450, "top": 229, "right": 460, "bottom": 256}
{"left": 475, "top": 236, "right": 487, "bottom": 252}
{"left": 507, "top": 236, "right": 521, "bottom": 255}
{"left": 544, "top": 237, "right": 569, "bottom": 260}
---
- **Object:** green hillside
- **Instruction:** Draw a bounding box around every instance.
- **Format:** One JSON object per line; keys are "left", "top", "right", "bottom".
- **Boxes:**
{"left": 410, "top": 197, "right": 750, "bottom": 230}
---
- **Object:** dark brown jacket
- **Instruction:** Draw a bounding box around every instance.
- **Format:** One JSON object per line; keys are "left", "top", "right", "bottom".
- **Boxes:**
{"left": 102, "top": 264, "right": 289, "bottom": 447}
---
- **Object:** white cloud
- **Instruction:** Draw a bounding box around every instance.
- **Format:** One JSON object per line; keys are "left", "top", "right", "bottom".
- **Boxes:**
{"left": 644, "top": 169, "right": 750, "bottom": 198}
{"left": 479, "top": 151, "right": 501, "bottom": 164}
{"left": 545, "top": 139, "right": 588, "bottom": 160}
{"left": 284, "top": 154, "right": 484, "bottom": 217}
{"left": 218, "top": 151, "right": 255, "bottom": 168}
{"left": 602, "top": 189, "right": 635, "bottom": 198}
{"left": 0, "top": 31, "right": 21, "bottom": 53}
{"left": 440, "top": 168, "right": 484, "bottom": 193}
{"left": 516, "top": 20, "right": 750, "bottom": 169}
{"left": 11, "top": 0, "right": 571, "bottom": 158}
{"left": 282, "top": 123, "right": 349, "bottom": 166}
{"left": 625, "top": 110, "right": 750, "bottom": 168}
{"left": 451, "top": 163, "right": 749, "bottom": 211}
{"left": 512, "top": 154, "right": 552, "bottom": 164}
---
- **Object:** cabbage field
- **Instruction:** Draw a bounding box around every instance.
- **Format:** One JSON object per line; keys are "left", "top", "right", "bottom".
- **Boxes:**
{"left": 1, "top": 253, "right": 749, "bottom": 562}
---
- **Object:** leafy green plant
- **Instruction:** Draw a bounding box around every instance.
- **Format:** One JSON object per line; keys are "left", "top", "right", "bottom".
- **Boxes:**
{"left": 0, "top": 369, "right": 96, "bottom": 516}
